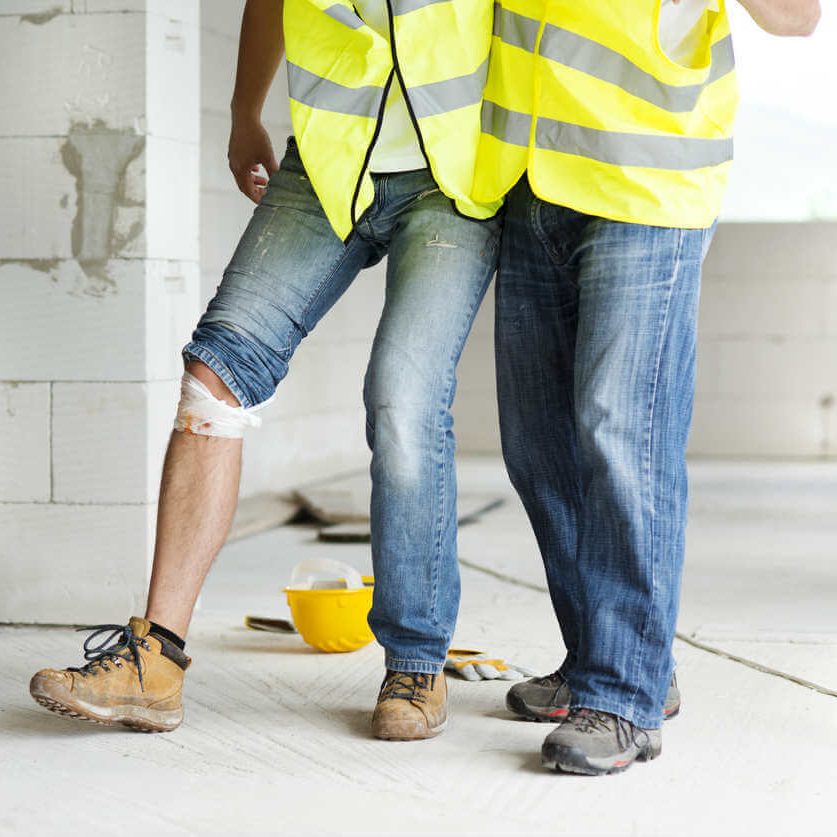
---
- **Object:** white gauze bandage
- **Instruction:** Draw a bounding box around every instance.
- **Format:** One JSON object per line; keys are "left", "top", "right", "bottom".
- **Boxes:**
{"left": 174, "top": 371, "right": 269, "bottom": 438}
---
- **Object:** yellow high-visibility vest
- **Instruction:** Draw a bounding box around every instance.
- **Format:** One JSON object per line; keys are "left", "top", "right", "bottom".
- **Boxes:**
{"left": 284, "top": 0, "right": 502, "bottom": 240}
{"left": 474, "top": 0, "right": 740, "bottom": 228}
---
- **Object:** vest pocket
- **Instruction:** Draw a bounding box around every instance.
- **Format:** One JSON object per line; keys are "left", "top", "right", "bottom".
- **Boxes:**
{"left": 651, "top": 0, "right": 721, "bottom": 80}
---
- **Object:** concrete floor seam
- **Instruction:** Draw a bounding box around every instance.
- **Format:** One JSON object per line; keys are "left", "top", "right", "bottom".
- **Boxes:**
{"left": 672, "top": 633, "right": 837, "bottom": 698}
{"left": 458, "top": 557, "right": 837, "bottom": 700}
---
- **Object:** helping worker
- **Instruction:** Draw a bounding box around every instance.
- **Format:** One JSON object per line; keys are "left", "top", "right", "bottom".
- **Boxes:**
{"left": 481, "top": 0, "right": 819, "bottom": 775}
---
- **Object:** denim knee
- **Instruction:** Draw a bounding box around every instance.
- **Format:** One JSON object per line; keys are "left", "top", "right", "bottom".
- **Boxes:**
{"left": 577, "top": 414, "right": 644, "bottom": 486}
{"left": 183, "top": 319, "right": 289, "bottom": 410}
{"left": 365, "top": 403, "right": 440, "bottom": 483}
{"left": 499, "top": 432, "right": 528, "bottom": 484}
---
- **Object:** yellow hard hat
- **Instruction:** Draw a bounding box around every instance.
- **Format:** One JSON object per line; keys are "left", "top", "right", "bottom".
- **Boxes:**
{"left": 284, "top": 559, "right": 374, "bottom": 653}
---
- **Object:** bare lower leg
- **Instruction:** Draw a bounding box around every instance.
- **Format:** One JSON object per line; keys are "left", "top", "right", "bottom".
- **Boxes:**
{"left": 145, "top": 362, "right": 243, "bottom": 638}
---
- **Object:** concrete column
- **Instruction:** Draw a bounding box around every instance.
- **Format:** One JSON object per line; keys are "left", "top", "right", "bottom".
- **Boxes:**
{"left": 0, "top": 0, "right": 200, "bottom": 622}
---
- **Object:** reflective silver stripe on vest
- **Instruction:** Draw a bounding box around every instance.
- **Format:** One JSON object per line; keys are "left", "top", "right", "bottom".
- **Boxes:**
{"left": 287, "top": 62, "right": 383, "bottom": 118}
{"left": 392, "top": 0, "right": 450, "bottom": 15}
{"left": 492, "top": 4, "right": 541, "bottom": 54}
{"left": 324, "top": 3, "right": 363, "bottom": 29}
{"left": 535, "top": 117, "right": 733, "bottom": 171}
{"left": 409, "top": 59, "right": 489, "bottom": 119}
{"left": 482, "top": 102, "right": 733, "bottom": 169}
{"left": 481, "top": 101, "right": 531, "bottom": 147}
{"left": 539, "top": 27, "right": 735, "bottom": 113}
{"left": 494, "top": 6, "right": 735, "bottom": 114}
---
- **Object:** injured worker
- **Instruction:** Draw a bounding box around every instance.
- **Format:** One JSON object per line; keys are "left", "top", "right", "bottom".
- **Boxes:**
{"left": 29, "top": 0, "right": 502, "bottom": 740}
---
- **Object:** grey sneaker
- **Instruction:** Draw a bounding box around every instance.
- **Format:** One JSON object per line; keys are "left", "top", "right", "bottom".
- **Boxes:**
{"left": 541, "top": 708, "right": 662, "bottom": 775}
{"left": 506, "top": 669, "right": 572, "bottom": 722}
{"left": 507, "top": 670, "right": 681, "bottom": 723}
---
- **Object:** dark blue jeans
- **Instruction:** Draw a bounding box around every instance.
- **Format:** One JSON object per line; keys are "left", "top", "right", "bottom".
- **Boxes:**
{"left": 496, "top": 178, "right": 714, "bottom": 728}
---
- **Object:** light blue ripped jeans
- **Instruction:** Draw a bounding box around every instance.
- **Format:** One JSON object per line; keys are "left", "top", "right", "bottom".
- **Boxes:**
{"left": 184, "top": 138, "right": 501, "bottom": 673}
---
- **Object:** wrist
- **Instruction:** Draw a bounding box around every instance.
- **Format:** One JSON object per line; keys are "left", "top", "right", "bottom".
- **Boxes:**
{"left": 230, "top": 100, "right": 262, "bottom": 125}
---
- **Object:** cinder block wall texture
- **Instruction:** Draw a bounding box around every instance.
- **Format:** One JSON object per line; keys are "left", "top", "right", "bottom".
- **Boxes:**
{"left": 0, "top": 0, "right": 386, "bottom": 623}
{"left": 455, "top": 223, "right": 837, "bottom": 460}
{"left": 200, "top": 0, "right": 385, "bottom": 499}
{"left": 0, "top": 0, "right": 201, "bottom": 622}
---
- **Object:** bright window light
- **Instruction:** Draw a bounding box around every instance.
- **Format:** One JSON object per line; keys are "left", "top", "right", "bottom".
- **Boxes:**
{"left": 722, "top": 1, "right": 837, "bottom": 222}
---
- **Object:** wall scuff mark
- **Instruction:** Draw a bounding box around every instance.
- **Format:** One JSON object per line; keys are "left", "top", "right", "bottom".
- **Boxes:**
{"left": 2, "top": 382, "right": 20, "bottom": 419}
{"left": 0, "top": 259, "right": 60, "bottom": 275}
{"left": 819, "top": 393, "right": 834, "bottom": 457}
{"left": 19, "top": 7, "right": 63, "bottom": 25}
{"left": 60, "top": 120, "right": 145, "bottom": 295}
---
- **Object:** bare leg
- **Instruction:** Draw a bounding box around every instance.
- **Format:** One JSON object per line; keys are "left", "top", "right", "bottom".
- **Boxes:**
{"left": 145, "top": 361, "right": 243, "bottom": 638}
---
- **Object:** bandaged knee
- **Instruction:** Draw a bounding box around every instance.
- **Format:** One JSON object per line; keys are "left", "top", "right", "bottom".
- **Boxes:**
{"left": 173, "top": 371, "right": 269, "bottom": 438}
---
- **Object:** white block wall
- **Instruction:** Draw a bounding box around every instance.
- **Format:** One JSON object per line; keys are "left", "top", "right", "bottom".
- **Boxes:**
{"left": 200, "top": 1, "right": 385, "bottom": 498}
{"left": 455, "top": 223, "right": 837, "bottom": 461}
{"left": 691, "top": 223, "right": 837, "bottom": 458}
{"left": 0, "top": 2, "right": 200, "bottom": 623}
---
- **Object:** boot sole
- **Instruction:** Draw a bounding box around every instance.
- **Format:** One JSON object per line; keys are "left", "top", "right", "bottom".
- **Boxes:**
{"left": 542, "top": 742, "right": 662, "bottom": 776}
{"left": 372, "top": 717, "right": 448, "bottom": 741}
{"left": 31, "top": 690, "right": 181, "bottom": 733}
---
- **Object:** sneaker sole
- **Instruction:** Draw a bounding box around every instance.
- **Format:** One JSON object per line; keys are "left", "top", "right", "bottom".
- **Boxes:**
{"left": 506, "top": 691, "right": 570, "bottom": 723}
{"left": 507, "top": 693, "right": 681, "bottom": 724}
{"left": 542, "top": 742, "right": 662, "bottom": 776}
{"left": 30, "top": 690, "right": 182, "bottom": 733}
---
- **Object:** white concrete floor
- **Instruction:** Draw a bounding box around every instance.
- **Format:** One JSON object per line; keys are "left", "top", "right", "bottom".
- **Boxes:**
{"left": 2, "top": 458, "right": 836, "bottom": 836}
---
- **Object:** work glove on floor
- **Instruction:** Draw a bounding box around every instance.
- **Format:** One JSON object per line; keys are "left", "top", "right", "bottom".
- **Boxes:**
{"left": 444, "top": 649, "right": 535, "bottom": 681}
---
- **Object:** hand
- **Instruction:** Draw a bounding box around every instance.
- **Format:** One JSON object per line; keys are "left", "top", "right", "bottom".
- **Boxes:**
{"left": 734, "top": 0, "right": 820, "bottom": 36}
{"left": 672, "top": 0, "right": 819, "bottom": 38}
{"left": 228, "top": 117, "right": 280, "bottom": 203}
{"left": 444, "top": 648, "right": 536, "bottom": 681}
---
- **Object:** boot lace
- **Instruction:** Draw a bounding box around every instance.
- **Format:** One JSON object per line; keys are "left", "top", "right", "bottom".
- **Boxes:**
{"left": 67, "top": 624, "right": 151, "bottom": 692}
{"left": 379, "top": 672, "right": 435, "bottom": 704}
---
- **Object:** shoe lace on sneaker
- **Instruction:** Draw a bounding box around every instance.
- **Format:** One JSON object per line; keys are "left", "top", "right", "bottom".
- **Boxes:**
{"left": 566, "top": 707, "right": 615, "bottom": 735}
{"left": 533, "top": 669, "right": 564, "bottom": 688}
{"left": 380, "top": 672, "right": 435, "bottom": 704}
{"left": 67, "top": 623, "right": 151, "bottom": 692}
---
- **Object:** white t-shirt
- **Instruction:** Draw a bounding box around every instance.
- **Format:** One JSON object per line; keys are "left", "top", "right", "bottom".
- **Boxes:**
{"left": 353, "top": 0, "right": 426, "bottom": 173}
{"left": 659, "top": 0, "right": 720, "bottom": 66}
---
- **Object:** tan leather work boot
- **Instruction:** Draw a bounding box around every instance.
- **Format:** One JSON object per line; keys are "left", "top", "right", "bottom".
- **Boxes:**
{"left": 371, "top": 671, "right": 448, "bottom": 741}
{"left": 29, "top": 617, "right": 190, "bottom": 732}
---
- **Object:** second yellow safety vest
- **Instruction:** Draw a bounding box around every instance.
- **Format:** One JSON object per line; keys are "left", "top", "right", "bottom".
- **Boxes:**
{"left": 474, "top": 0, "right": 740, "bottom": 228}
{"left": 284, "top": 0, "right": 502, "bottom": 240}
